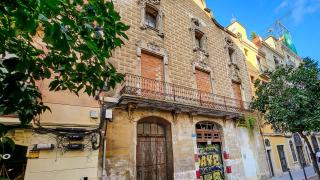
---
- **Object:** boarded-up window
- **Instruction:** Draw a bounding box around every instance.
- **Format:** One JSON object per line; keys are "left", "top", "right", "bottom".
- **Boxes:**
{"left": 232, "top": 82, "right": 243, "bottom": 109}
{"left": 141, "top": 52, "right": 163, "bottom": 80}
{"left": 141, "top": 52, "right": 164, "bottom": 98}
{"left": 195, "top": 69, "right": 211, "bottom": 93}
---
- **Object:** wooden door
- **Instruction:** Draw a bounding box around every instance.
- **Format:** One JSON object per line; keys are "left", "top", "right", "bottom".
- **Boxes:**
{"left": 232, "top": 82, "right": 243, "bottom": 109}
{"left": 137, "top": 122, "right": 167, "bottom": 180}
{"left": 277, "top": 145, "right": 288, "bottom": 172}
{"left": 141, "top": 53, "right": 164, "bottom": 98}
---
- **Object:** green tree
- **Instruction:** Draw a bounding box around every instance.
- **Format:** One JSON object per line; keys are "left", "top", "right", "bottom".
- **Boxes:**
{"left": 251, "top": 57, "right": 320, "bottom": 178}
{"left": 0, "top": 0, "right": 129, "bottom": 141}
{"left": 250, "top": 32, "right": 257, "bottom": 40}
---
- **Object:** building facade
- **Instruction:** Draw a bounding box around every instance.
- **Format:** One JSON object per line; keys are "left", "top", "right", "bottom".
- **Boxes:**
{"left": 0, "top": 80, "right": 102, "bottom": 179}
{"left": 102, "top": 0, "right": 269, "bottom": 180}
{"left": 227, "top": 20, "right": 320, "bottom": 178}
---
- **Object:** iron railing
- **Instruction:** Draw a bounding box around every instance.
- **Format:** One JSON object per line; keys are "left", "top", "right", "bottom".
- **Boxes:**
{"left": 120, "top": 74, "right": 250, "bottom": 113}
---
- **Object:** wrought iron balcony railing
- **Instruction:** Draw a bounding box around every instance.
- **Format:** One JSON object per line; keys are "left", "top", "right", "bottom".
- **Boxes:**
{"left": 119, "top": 74, "right": 250, "bottom": 114}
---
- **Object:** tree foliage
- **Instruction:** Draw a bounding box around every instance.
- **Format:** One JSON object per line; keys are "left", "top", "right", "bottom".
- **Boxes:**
{"left": 252, "top": 57, "right": 320, "bottom": 177}
{"left": 0, "top": 0, "right": 129, "bottom": 126}
{"left": 252, "top": 58, "right": 320, "bottom": 133}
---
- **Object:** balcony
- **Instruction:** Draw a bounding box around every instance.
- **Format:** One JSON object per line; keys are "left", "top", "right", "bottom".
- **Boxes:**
{"left": 115, "top": 74, "right": 250, "bottom": 118}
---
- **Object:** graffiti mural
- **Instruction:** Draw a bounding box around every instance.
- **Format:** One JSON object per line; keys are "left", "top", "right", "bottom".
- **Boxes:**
{"left": 198, "top": 143, "right": 224, "bottom": 180}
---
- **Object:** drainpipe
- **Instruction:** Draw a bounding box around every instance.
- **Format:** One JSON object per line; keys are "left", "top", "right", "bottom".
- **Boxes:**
{"left": 102, "top": 119, "right": 108, "bottom": 180}
{"left": 259, "top": 116, "right": 273, "bottom": 178}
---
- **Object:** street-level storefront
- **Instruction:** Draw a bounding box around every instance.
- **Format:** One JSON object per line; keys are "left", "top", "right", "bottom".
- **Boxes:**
{"left": 195, "top": 121, "right": 224, "bottom": 180}
{"left": 103, "top": 106, "right": 269, "bottom": 180}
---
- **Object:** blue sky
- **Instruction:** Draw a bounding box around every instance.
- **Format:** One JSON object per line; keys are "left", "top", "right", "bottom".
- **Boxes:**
{"left": 206, "top": 0, "right": 320, "bottom": 61}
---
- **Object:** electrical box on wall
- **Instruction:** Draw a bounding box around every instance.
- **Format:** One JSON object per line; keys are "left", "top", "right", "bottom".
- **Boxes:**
{"left": 89, "top": 110, "right": 99, "bottom": 119}
{"left": 34, "top": 144, "right": 54, "bottom": 150}
{"left": 105, "top": 109, "right": 112, "bottom": 119}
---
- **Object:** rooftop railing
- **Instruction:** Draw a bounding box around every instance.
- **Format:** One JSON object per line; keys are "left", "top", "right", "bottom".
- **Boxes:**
{"left": 120, "top": 74, "right": 250, "bottom": 113}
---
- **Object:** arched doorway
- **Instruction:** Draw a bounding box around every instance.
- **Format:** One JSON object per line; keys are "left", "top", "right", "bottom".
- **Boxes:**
{"left": 136, "top": 116, "right": 173, "bottom": 180}
{"left": 195, "top": 121, "right": 224, "bottom": 180}
{"left": 293, "top": 133, "right": 307, "bottom": 167}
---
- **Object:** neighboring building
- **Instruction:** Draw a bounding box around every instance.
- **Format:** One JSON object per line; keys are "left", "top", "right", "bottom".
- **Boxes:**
{"left": 0, "top": 82, "right": 102, "bottom": 180}
{"left": 227, "top": 20, "right": 320, "bottom": 178}
{"left": 0, "top": 38, "right": 102, "bottom": 180}
{"left": 102, "top": 0, "right": 268, "bottom": 180}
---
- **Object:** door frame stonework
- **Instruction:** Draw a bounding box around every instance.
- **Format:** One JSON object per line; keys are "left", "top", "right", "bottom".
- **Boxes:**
{"left": 135, "top": 116, "right": 173, "bottom": 180}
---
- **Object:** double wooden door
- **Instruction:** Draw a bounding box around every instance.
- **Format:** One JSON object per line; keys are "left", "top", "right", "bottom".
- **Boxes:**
{"left": 136, "top": 122, "right": 168, "bottom": 180}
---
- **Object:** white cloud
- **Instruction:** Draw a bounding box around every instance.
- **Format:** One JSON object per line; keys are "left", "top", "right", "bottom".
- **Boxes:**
{"left": 275, "top": 1, "right": 289, "bottom": 13}
{"left": 275, "top": 0, "right": 320, "bottom": 24}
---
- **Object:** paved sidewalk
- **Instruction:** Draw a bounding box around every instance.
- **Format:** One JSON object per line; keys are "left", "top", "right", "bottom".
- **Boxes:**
{"left": 269, "top": 166, "right": 318, "bottom": 180}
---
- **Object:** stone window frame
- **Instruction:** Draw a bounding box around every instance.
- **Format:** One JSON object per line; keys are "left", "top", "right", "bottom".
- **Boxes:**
{"left": 224, "top": 36, "right": 241, "bottom": 83}
{"left": 190, "top": 18, "right": 208, "bottom": 56}
{"left": 192, "top": 61, "right": 215, "bottom": 94}
{"left": 136, "top": 40, "right": 169, "bottom": 82}
{"left": 138, "top": 0, "right": 164, "bottom": 37}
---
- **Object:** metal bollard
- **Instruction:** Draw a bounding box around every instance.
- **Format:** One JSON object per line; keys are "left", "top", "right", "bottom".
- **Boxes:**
{"left": 302, "top": 165, "right": 307, "bottom": 180}
{"left": 288, "top": 168, "right": 293, "bottom": 180}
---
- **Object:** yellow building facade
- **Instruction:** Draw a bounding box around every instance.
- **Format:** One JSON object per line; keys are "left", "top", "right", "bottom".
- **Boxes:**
{"left": 227, "top": 21, "right": 320, "bottom": 178}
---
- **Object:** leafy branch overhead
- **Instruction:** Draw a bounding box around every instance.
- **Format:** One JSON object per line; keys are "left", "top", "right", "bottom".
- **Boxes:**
{"left": 0, "top": 0, "right": 129, "bottom": 125}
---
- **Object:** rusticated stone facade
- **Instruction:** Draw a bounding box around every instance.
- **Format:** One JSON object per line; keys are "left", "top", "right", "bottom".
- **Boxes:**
{"left": 103, "top": 0, "right": 270, "bottom": 179}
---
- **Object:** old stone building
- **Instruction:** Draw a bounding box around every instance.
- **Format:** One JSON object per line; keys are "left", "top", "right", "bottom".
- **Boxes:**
{"left": 102, "top": 0, "right": 269, "bottom": 179}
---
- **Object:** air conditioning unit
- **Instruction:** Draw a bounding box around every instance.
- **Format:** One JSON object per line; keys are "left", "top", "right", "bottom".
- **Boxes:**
{"left": 34, "top": 144, "right": 54, "bottom": 150}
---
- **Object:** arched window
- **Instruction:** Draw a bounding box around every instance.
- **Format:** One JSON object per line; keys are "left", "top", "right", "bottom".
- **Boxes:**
{"left": 196, "top": 121, "right": 222, "bottom": 142}
{"left": 289, "top": 140, "right": 297, "bottom": 162}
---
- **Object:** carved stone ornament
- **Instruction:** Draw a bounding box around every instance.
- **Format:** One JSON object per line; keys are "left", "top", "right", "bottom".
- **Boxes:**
{"left": 229, "top": 63, "right": 241, "bottom": 83}
{"left": 224, "top": 37, "right": 234, "bottom": 48}
{"left": 190, "top": 18, "right": 208, "bottom": 56}
{"left": 136, "top": 40, "right": 169, "bottom": 65}
{"left": 192, "top": 60, "right": 212, "bottom": 76}
{"left": 138, "top": 0, "right": 160, "bottom": 5}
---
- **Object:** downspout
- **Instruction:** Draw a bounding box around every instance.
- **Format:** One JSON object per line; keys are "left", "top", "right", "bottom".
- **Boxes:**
{"left": 259, "top": 114, "right": 273, "bottom": 178}
{"left": 102, "top": 119, "right": 108, "bottom": 180}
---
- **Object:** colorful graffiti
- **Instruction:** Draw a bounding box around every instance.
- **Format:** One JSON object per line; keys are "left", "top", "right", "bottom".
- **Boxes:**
{"left": 198, "top": 144, "right": 224, "bottom": 180}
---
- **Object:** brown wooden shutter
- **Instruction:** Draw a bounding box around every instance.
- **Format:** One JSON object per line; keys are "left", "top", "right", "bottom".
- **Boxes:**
{"left": 140, "top": 52, "right": 164, "bottom": 98}
{"left": 195, "top": 69, "right": 211, "bottom": 93}
{"left": 141, "top": 52, "right": 163, "bottom": 80}
{"left": 232, "top": 82, "right": 243, "bottom": 109}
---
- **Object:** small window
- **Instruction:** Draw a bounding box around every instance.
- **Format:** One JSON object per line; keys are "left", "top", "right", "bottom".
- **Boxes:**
{"left": 228, "top": 48, "right": 235, "bottom": 63}
{"left": 257, "top": 56, "right": 264, "bottom": 72}
{"left": 274, "top": 56, "right": 279, "bottom": 68}
{"left": 250, "top": 76, "right": 255, "bottom": 83}
{"left": 195, "top": 30, "right": 204, "bottom": 50}
{"left": 145, "top": 5, "right": 158, "bottom": 29}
